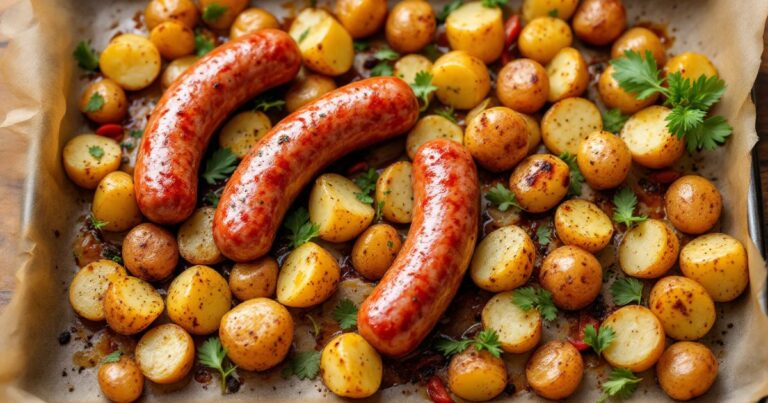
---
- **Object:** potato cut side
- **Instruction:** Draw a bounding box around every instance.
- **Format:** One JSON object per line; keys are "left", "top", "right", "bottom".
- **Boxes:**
{"left": 546, "top": 47, "right": 588, "bottom": 102}
{"left": 135, "top": 323, "right": 195, "bottom": 384}
{"left": 63, "top": 134, "right": 122, "bottom": 189}
{"left": 602, "top": 305, "right": 665, "bottom": 372}
{"left": 310, "top": 173, "right": 375, "bottom": 242}
{"left": 470, "top": 225, "right": 535, "bottom": 292}
{"left": 394, "top": 55, "right": 434, "bottom": 85}
{"left": 321, "top": 333, "right": 383, "bottom": 398}
{"left": 432, "top": 51, "right": 491, "bottom": 110}
{"left": 541, "top": 97, "right": 602, "bottom": 154}
{"left": 554, "top": 199, "right": 613, "bottom": 252}
{"left": 178, "top": 207, "right": 224, "bottom": 265}
{"left": 619, "top": 219, "right": 679, "bottom": 279}
{"left": 218, "top": 111, "right": 272, "bottom": 158}
{"left": 289, "top": 8, "right": 333, "bottom": 40}
{"left": 406, "top": 115, "right": 464, "bottom": 159}
{"left": 166, "top": 265, "right": 232, "bottom": 335}
{"left": 445, "top": 2, "right": 504, "bottom": 63}
{"left": 650, "top": 276, "right": 716, "bottom": 341}
{"left": 680, "top": 233, "right": 748, "bottom": 302}
{"left": 69, "top": 260, "right": 126, "bottom": 321}
{"left": 448, "top": 347, "right": 508, "bottom": 401}
{"left": 277, "top": 242, "right": 340, "bottom": 308}
{"left": 104, "top": 276, "right": 164, "bottom": 335}
{"left": 620, "top": 106, "right": 684, "bottom": 169}
{"left": 296, "top": 17, "right": 354, "bottom": 76}
{"left": 375, "top": 161, "right": 414, "bottom": 224}
{"left": 482, "top": 291, "right": 541, "bottom": 353}
{"left": 92, "top": 171, "right": 142, "bottom": 232}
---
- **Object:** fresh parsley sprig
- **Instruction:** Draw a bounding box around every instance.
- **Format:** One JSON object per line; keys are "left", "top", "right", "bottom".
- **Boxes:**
{"left": 84, "top": 93, "right": 105, "bottom": 112}
{"left": 198, "top": 337, "right": 238, "bottom": 394}
{"left": 203, "top": 148, "right": 238, "bottom": 184}
{"left": 332, "top": 299, "right": 358, "bottom": 330}
{"left": 603, "top": 108, "right": 629, "bottom": 134}
{"left": 284, "top": 207, "right": 320, "bottom": 248}
{"left": 583, "top": 324, "right": 615, "bottom": 356}
{"left": 202, "top": 4, "right": 227, "bottom": 23}
{"left": 612, "top": 187, "right": 647, "bottom": 227}
{"left": 512, "top": 287, "right": 558, "bottom": 321}
{"left": 353, "top": 168, "right": 378, "bottom": 205}
{"left": 536, "top": 225, "right": 553, "bottom": 246}
{"left": 353, "top": 40, "right": 369, "bottom": 52}
{"left": 485, "top": 183, "right": 521, "bottom": 212}
{"left": 559, "top": 152, "right": 584, "bottom": 196}
{"left": 434, "top": 106, "right": 457, "bottom": 123}
{"left": 101, "top": 351, "right": 122, "bottom": 363}
{"left": 611, "top": 278, "right": 644, "bottom": 306}
{"left": 481, "top": 0, "right": 507, "bottom": 8}
{"left": 282, "top": 351, "right": 321, "bottom": 380}
{"left": 435, "top": 329, "right": 503, "bottom": 358}
{"left": 410, "top": 71, "right": 438, "bottom": 112}
{"left": 252, "top": 93, "right": 286, "bottom": 112}
{"left": 88, "top": 145, "right": 105, "bottom": 161}
{"left": 370, "top": 46, "right": 400, "bottom": 77}
{"left": 437, "top": 0, "right": 463, "bottom": 22}
{"left": 195, "top": 31, "right": 215, "bottom": 57}
{"left": 599, "top": 368, "right": 642, "bottom": 402}
{"left": 89, "top": 215, "right": 109, "bottom": 230}
{"left": 73, "top": 41, "right": 99, "bottom": 71}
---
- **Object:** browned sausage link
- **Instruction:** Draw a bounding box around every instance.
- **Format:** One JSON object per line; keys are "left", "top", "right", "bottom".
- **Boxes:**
{"left": 357, "top": 139, "right": 480, "bottom": 357}
{"left": 134, "top": 29, "right": 301, "bottom": 224}
{"left": 212, "top": 77, "right": 420, "bottom": 262}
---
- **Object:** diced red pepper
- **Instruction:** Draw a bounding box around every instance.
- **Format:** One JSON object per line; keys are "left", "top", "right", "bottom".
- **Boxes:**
{"left": 568, "top": 313, "right": 600, "bottom": 352}
{"left": 427, "top": 376, "right": 454, "bottom": 403}
{"left": 96, "top": 124, "right": 124, "bottom": 141}
{"left": 648, "top": 170, "right": 681, "bottom": 184}
{"left": 500, "top": 15, "right": 522, "bottom": 65}
{"left": 346, "top": 161, "right": 369, "bottom": 176}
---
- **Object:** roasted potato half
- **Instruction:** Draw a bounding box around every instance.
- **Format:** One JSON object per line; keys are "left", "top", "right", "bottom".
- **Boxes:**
{"left": 229, "top": 257, "right": 279, "bottom": 301}
{"left": 665, "top": 175, "right": 722, "bottom": 235}
{"left": 657, "top": 341, "right": 718, "bottom": 401}
{"left": 546, "top": 47, "right": 588, "bottom": 102}
{"left": 602, "top": 305, "right": 666, "bottom": 372}
{"left": 321, "top": 333, "right": 383, "bottom": 398}
{"left": 100, "top": 34, "right": 161, "bottom": 91}
{"left": 509, "top": 154, "right": 570, "bottom": 213}
{"left": 219, "top": 298, "right": 293, "bottom": 371}
{"left": 335, "top": 0, "right": 387, "bottom": 38}
{"left": 406, "top": 116, "right": 464, "bottom": 160}
{"left": 539, "top": 245, "right": 602, "bottom": 310}
{"left": 598, "top": 64, "right": 659, "bottom": 114}
{"left": 98, "top": 355, "right": 144, "bottom": 403}
{"left": 680, "top": 233, "right": 748, "bottom": 302}
{"left": 650, "top": 276, "right": 716, "bottom": 341}
{"left": 518, "top": 17, "right": 573, "bottom": 64}
{"left": 541, "top": 97, "right": 603, "bottom": 155}
{"left": 576, "top": 130, "right": 632, "bottom": 190}
{"left": 620, "top": 106, "right": 684, "bottom": 169}
{"left": 166, "top": 265, "right": 232, "bottom": 335}
{"left": 445, "top": 1, "right": 505, "bottom": 63}
{"left": 522, "top": 0, "right": 579, "bottom": 21}
{"left": 351, "top": 223, "right": 403, "bottom": 280}
{"left": 69, "top": 260, "right": 126, "bottom": 321}
{"left": 619, "top": 219, "right": 680, "bottom": 279}
{"left": 104, "top": 276, "right": 164, "bottom": 335}
{"left": 664, "top": 52, "right": 718, "bottom": 80}
{"left": 161, "top": 56, "right": 196, "bottom": 88}
{"left": 285, "top": 74, "right": 338, "bottom": 113}
{"left": 482, "top": 291, "right": 542, "bottom": 353}
{"left": 432, "top": 51, "right": 491, "bottom": 110}
{"left": 470, "top": 225, "right": 536, "bottom": 292}
{"left": 63, "top": 134, "right": 122, "bottom": 189}
{"left": 178, "top": 207, "right": 224, "bottom": 265}
{"left": 448, "top": 346, "right": 508, "bottom": 401}
{"left": 375, "top": 161, "right": 415, "bottom": 224}
{"left": 393, "top": 54, "right": 433, "bottom": 85}
{"left": 310, "top": 173, "right": 375, "bottom": 242}
{"left": 290, "top": 9, "right": 353, "bottom": 76}
{"left": 277, "top": 242, "right": 340, "bottom": 307}
{"left": 554, "top": 199, "right": 613, "bottom": 253}
{"left": 135, "top": 323, "right": 195, "bottom": 384}
{"left": 526, "top": 341, "right": 583, "bottom": 400}
{"left": 218, "top": 111, "right": 272, "bottom": 158}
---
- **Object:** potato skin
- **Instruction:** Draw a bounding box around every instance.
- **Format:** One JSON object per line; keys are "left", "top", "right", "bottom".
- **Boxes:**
{"left": 167, "top": 265, "right": 232, "bottom": 335}
{"left": 92, "top": 171, "right": 142, "bottom": 232}
{"left": 518, "top": 17, "right": 573, "bottom": 64}
{"left": 219, "top": 298, "right": 293, "bottom": 371}
{"left": 99, "top": 34, "right": 161, "bottom": 91}
{"left": 448, "top": 346, "right": 508, "bottom": 401}
{"left": 285, "top": 74, "right": 337, "bottom": 113}
{"left": 335, "top": 0, "right": 387, "bottom": 38}
{"left": 657, "top": 342, "right": 718, "bottom": 401}
{"left": 465, "top": 107, "right": 529, "bottom": 172}
{"left": 432, "top": 51, "right": 491, "bottom": 110}
{"left": 351, "top": 224, "right": 402, "bottom": 280}
{"left": 149, "top": 20, "right": 195, "bottom": 60}
{"left": 385, "top": 1, "right": 436, "bottom": 53}
{"left": 554, "top": 199, "right": 614, "bottom": 252}
{"left": 144, "top": 0, "right": 198, "bottom": 30}
{"left": 539, "top": 245, "right": 602, "bottom": 310}
{"left": 526, "top": 341, "right": 584, "bottom": 400}
{"left": 522, "top": 0, "right": 579, "bottom": 21}
{"left": 79, "top": 79, "right": 128, "bottom": 124}
{"left": 665, "top": 175, "right": 722, "bottom": 234}
{"left": 104, "top": 276, "right": 164, "bottom": 335}
{"left": 572, "top": 0, "right": 626, "bottom": 46}
{"left": 229, "top": 257, "right": 279, "bottom": 301}
{"left": 650, "top": 276, "right": 716, "bottom": 340}
{"left": 161, "top": 56, "right": 196, "bottom": 88}
{"left": 122, "top": 223, "right": 178, "bottom": 282}
{"left": 509, "top": 154, "right": 570, "bottom": 213}
{"left": 541, "top": 97, "right": 603, "bottom": 155}
{"left": 320, "top": 333, "right": 383, "bottom": 398}
{"left": 680, "top": 233, "right": 748, "bottom": 302}
{"left": 98, "top": 356, "right": 144, "bottom": 403}
{"left": 598, "top": 64, "right": 658, "bottom": 114}
{"left": 470, "top": 225, "right": 536, "bottom": 292}
{"left": 199, "top": 0, "right": 248, "bottom": 30}
{"left": 230, "top": 8, "right": 280, "bottom": 39}
{"left": 496, "top": 59, "right": 549, "bottom": 114}
{"left": 546, "top": 46, "right": 588, "bottom": 102}
{"left": 576, "top": 130, "right": 632, "bottom": 190}
{"left": 135, "top": 323, "right": 195, "bottom": 384}
{"left": 664, "top": 52, "right": 718, "bottom": 80}
{"left": 445, "top": 2, "right": 505, "bottom": 63}
{"left": 612, "top": 27, "right": 666, "bottom": 65}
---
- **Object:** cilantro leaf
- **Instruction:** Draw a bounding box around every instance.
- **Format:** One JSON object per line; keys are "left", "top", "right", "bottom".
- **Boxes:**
{"left": 665, "top": 73, "right": 726, "bottom": 111}
{"left": 332, "top": 299, "right": 358, "bottom": 330}
{"left": 612, "top": 187, "right": 647, "bottom": 227}
{"left": 559, "top": 152, "right": 584, "bottom": 196}
{"left": 610, "top": 50, "right": 665, "bottom": 100}
{"left": 512, "top": 287, "right": 558, "bottom": 321}
{"left": 101, "top": 351, "right": 122, "bottom": 363}
{"left": 374, "top": 46, "right": 400, "bottom": 61}
{"left": 353, "top": 168, "right": 379, "bottom": 196}
{"left": 536, "top": 225, "right": 552, "bottom": 246}
{"left": 435, "top": 337, "right": 473, "bottom": 356}
{"left": 603, "top": 108, "right": 629, "bottom": 134}
{"left": 434, "top": 106, "right": 457, "bottom": 123}
{"left": 83, "top": 93, "right": 105, "bottom": 113}
{"left": 203, "top": 148, "right": 238, "bottom": 184}
{"left": 437, "top": 0, "right": 463, "bottom": 22}
{"left": 410, "top": 71, "right": 438, "bottom": 112}
{"left": 198, "top": 337, "right": 238, "bottom": 393}
{"left": 371, "top": 62, "right": 393, "bottom": 77}
{"left": 73, "top": 41, "right": 99, "bottom": 71}
{"left": 284, "top": 207, "right": 320, "bottom": 248}
{"left": 195, "top": 32, "right": 215, "bottom": 57}
{"left": 683, "top": 114, "right": 732, "bottom": 153}
{"left": 354, "top": 40, "right": 369, "bottom": 52}
{"left": 282, "top": 351, "right": 321, "bottom": 380}
{"left": 481, "top": 0, "right": 507, "bottom": 8}
{"left": 435, "top": 329, "right": 502, "bottom": 358}
{"left": 583, "top": 324, "right": 615, "bottom": 356}
{"left": 485, "top": 183, "right": 520, "bottom": 212}
{"left": 611, "top": 278, "right": 644, "bottom": 306}
{"left": 202, "top": 4, "right": 228, "bottom": 22}
{"left": 601, "top": 368, "right": 642, "bottom": 400}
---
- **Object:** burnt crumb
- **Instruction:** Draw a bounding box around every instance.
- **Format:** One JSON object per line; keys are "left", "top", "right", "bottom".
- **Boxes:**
{"left": 363, "top": 57, "right": 378, "bottom": 69}
{"left": 583, "top": 294, "right": 607, "bottom": 320}
{"left": 194, "top": 368, "right": 213, "bottom": 384}
{"left": 53, "top": 229, "right": 60, "bottom": 238}
{"left": 505, "top": 382, "right": 516, "bottom": 395}
{"left": 68, "top": 387, "right": 74, "bottom": 393}
{"left": 61, "top": 369, "right": 68, "bottom": 377}
{"left": 58, "top": 331, "right": 71, "bottom": 345}
{"left": 78, "top": 366, "right": 85, "bottom": 374}
{"left": 226, "top": 376, "right": 242, "bottom": 394}
{"left": 278, "top": 135, "right": 290, "bottom": 144}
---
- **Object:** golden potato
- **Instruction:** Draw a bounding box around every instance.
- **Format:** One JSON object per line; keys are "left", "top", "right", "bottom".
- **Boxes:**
{"left": 664, "top": 52, "right": 718, "bottom": 80}
{"left": 285, "top": 74, "right": 337, "bottom": 113}
{"left": 445, "top": 1, "right": 504, "bottom": 63}
{"left": 602, "top": 305, "right": 666, "bottom": 372}
{"left": 539, "top": 245, "right": 602, "bottom": 310}
{"left": 482, "top": 291, "right": 541, "bottom": 353}
{"left": 599, "top": 64, "right": 658, "bottom": 114}
{"left": 92, "top": 171, "right": 142, "bottom": 232}
{"left": 665, "top": 175, "right": 722, "bottom": 234}
{"left": 79, "top": 79, "right": 128, "bottom": 124}
{"left": 612, "top": 27, "right": 667, "bottom": 67}
{"left": 335, "top": 0, "right": 387, "bottom": 38}
{"left": 104, "top": 276, "right": 164, "bottom": 335}
{"left": 554, "top": 199, "right": 613, "bottom": 252}
{"left": 520, "top": 113, "right": 542, "bottom": 153}
{"left": 619, "top": 219, "right": 680, "bottom": 279}
{"left": 470, "top": 225, "right": 536, "bottom": 292}
{"left": 178, "top": 207, "right": 224, "bottom": 265}
{"left": 100, "top": 34, "right": 161, "bottom": 91}
{"left": 572, "top": 0, "right": 626, "bottom": 46}
{"left": 149, "top": 20, "right": 194, "bottom": 60}
{"left": 69, "top": 260, "right": 126, "bottom": 321}
{"left": 650, "top": 276, "right": 716, "bottom": 341}
{"left": 620, "top": 106, "right": 684, "bottom": 169}
{"left": 465, "top": 107, "right": 529, "bottom": 172}
{"left": 351, "top": 223, "right": 402, "bottom": 280}
{"left": 576, "top": 130, "right": 632, "bottom": 190}
{"left": 546, "top": 47, "right": 588, "bottom": 102}
{"left": 219, "top": 298, "right": 293, "bottom": 371}
{"left": 321, "top": 333, "right": 383, "bottom": 398}
{"left": 98, "top": 355, "right": 144, "bottom": 403}
{"left": 465, "top": 97, "right": 497, "bottom": 126}
{"left": 541, "top": 97, "right": 602, "bottom": 155}
{"left": 509, "top": 154, "right": 570, "bottom": 213}
{"left": 526, "top": 341, "right": 583, "bottom": 400}
{"left": 496, "top": 59, "right": 549, "bottom": 114}
{"left": 135, "top": 323, "right": 195, "bottom": 384}
{"left": 406, "top": 115, "right": 464, "bottom": 159}
{"left": 394, "top": 54, "right": 433, "bottom": 85}
{"left": 657, "top": 342, "right": 718, "bottom": 401}
{"left": 218, "top": 111, "right": 272, "bottom": 158}
{"left": 161, "top": 56, "right": 196, "bottom": 88}
{"left": 310, "top": 173, "right": 375, "bottom": 242}
{"left": 167, "top": 265, "right": 232, "bottom": 335}
{"left": 122, "top": 223, "right": 178, "bottom": 282}
{"left": 290, "top": 9, "right": 354, "bottom": 76}
{"left": 680, "top": 233, "right": 748, "bottom": 302}
{"left": 375, "top": 161, "right": 414, "bottom": 224}
{"left": 199, "top": 0, "right": 248, "bottom": 30}
{"left": 230, "top": 8, "right": 280, "bottom": 39}
{"left": 63, "top": 134, "right": 122, "bottom": 189}
{"left": 522, "top": 0, "right": 579, "bottom": 21}
{"left": 144, "top": 0, "right": 198, "bottom": 30}
{"left": 277, "top": 242, "right": 340, "bottom": 307}
{"left": 432, "top": 51, "right": 491, "bottom": 110}
{"left": 385, "top": 1, "right": 436, "bottom": 53}
{"left": 518, "top": 17, "right": 573, "bottom": 64}
{"left": 448, "top": 346, "right": 507, "bottom": 401}
{"left": 229, "top": 257, "right": 279, "bottom": 301}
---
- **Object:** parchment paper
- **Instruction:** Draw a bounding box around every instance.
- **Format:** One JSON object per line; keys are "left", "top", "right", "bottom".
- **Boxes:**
{"left": 0, "top": 0, "right": 767, "bottom": 401}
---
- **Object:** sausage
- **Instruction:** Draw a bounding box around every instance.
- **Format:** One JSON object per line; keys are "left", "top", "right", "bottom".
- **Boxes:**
{"left": 357, "top": 139, "right": 480, "bottom": 357}
{"left": 134, "top": 29, "right": 301, "bottom": 224}
{"left": 213, "top": 77, "right": 420, "bottom": 262}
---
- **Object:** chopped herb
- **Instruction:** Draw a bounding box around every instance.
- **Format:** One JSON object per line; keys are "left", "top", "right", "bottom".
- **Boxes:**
{"left": 253, "top": 96, "right": 286, "bottom": 112}
{"left": 202, "top": 4, "right": 227, "bottom": 22}
{"left": 88, "top": 145, "right": 105, "bottom": 161}
{"left": 355, "top": 192, "right": 374, "bottom": 204}
{"left": 109, "top": 254, "right": 123, "bottom": 265}
{"left": 353, "top": 168, "right": 378, "bottom": 196}
{"left": 129, "top": 129, "right": 143, "bottom": 139}
{"left": 434, "top": 106, "right": 457, "bottom": 123}
{"left": 387, "top": 240, "right": 394, "bottom": 248}
{"left": 332, "top": 299, "right": 358, "bottom": 330}
{"left": 423, "top": 44, "right": 441, "bottom": 61}
{"left": 101, "top": 351, "right": 122, "bottom": 363}
{"left": 547, "top": 8, "right": 559, "bottom": 17}
{"left": 374, "top": 47, "right": 400, "bottom": 61}
{"left": 73, "top": 41, "right": 99, "bottom": 71}
{"left": 306, "top": 314, "right": 321, "bottom": 338}
{"left": 281, "top": 351, "right": 321, "bottom": 380}
{"left": 284, "top": 207, "right": 320, "bottom": 248}
{"left": 410, "top": 71, "right": 438, "bottom": 112}
{"left": 583, "top": 324, "right": 615, "bottom": 356}
{"left": 198, "top": 337, "right": 238, "bottom": 394}
{"left": 89, "top": 215, "right": 108, "bottom": 230}
{"left": 370, "top": 62, "right": 393, "bottom": 77}
{"left": 195, "top": 32, "right": 215, "bottom": 57}
{"left": 536, "top": 225, "right": 552, "bottom": 246}
{"left": 202, "top": 148, "right": 238, "bottom": 184}
{"left": 485, "top": 183, "right": 521, "bottom": 212}
{"left": 435, "top": 329, "right": 503, "bottom": 358}
{"left": 203, "top": 188, "right": 224, "bottom": 208}
{"left": 438, "top": 0, "right": 463, "bottom": 22}
{"left": 512, "top": 287, "right": 558, "bottom": 321}
{"left": 600, "top": 368, "right": 642, "bottom": 401}
{"left": 603, "top": 108, "right": 630, "bottom": 134}
{"left": 375, "top": 200, "right": 384, "bottom": 221}
{"left": 298, "top": 28, "right": 310, "bottom": 44}
{"left": 611, "top": 278, "right": 644, "bottom": 306}
{"left": 354, "top": 40, "right": 369, "bottom": 52}
{"left": 83, "top": 93, "right": 105, "bottom": 112}
{"left": 612, "top": 187, "right": 647, "bottom": 227}
{"left": 559, "top": 152, "right": 584, "bottom": 196}
{"left": 481, "top": 0, "right": 507, "bottom": 8}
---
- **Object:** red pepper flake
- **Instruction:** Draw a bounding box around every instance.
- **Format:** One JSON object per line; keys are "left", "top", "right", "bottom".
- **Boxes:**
{"left": 96, "top": 124, "right": 124, "bottom": 140}
{"left": 501, "top": 15, "right": 522, "bottom": 65}
{"left": 427, "top": 376, "right": 453, "bottom": 403}
{"left": 346, "top": 161, "right": 369, "bottom": 176}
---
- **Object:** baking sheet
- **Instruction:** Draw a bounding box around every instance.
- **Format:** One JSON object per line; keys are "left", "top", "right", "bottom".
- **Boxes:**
{"left": 1, "top": 0, "right": 768, "bottom": 401}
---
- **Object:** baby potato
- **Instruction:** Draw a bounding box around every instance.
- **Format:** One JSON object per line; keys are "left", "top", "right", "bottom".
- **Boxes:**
{"left": 522, "top": 0, "right": 579, "bottom": 21}
{"left": 63, "top": 134, "right": 122, "bottom": 189}
{"left": 657, "top": 342, "right": 718, "bottom": 401}
{"left": 230, "top": 8, "right": 280, "bottom": 39}
{"left": 161, "top": 56, "right": 196, "bottom": 88}
{"left": 100, "top": 34, "right": 161, "bottom": 91}
{"left": 482, "top": 291, "right": 541, "bottom": 353}
{"left": 448, "top": 346, "right": 507, "bottom": 401}
{"left": 98, "top": 355, "right": 144, "bottom": 403}
{"left": 310, "top": 173, "right": 375, "bottom": 242}
{"left": 92, "top": 171, "right": 142, "bottom": 232}
{"left": 321, "top": 333, "right": 383, "bottom": 398}
{"left": 277, "top": 242, "right": 340, "bottom": 307}
{"left": 465, "top": 97, "right": 497, "bottom": 126}
{"left": 219, "top": 298, "right": 293, "bottom": 371}
{"left": 167, "top": 265, "right": 232, "bottom": 335}
{"left": 290, "top": 10, "right": 354, "bottom": 76}
{"left": 394, "top": 54, "right": 433, "bottom": 84}
{"left": 135, "top": 323, "right": 195, "bottom": 384}
{"left": 664, "top": 52, "right": 718, "bottom": 80}
{"left": 335, "top": 0, "right": 387, "bottom": 38}
{"left": 520, "top": 113, "right": 542, "bottom": 153}
{"left": 598, "top": 64, "right": 658, "bottom": 114}
{"left": 144, "top": 0, "right": 198, "bottom": 30}
{"left": 612, "top": 27, "right": 667, "bottom": 66}
{"left": 526, "top": 341, "right": 583, "bottom": 400}
{"left": 470, "top": 225, "right": 535, "bottom": 292}
{"left": 539, "top": 245, "right": 602, "bottom": 310}
{"left": 122, "top": 223, "right": 178, "bottom": 282}
{"left": 406, "top": 115, "right": 464, "bottom": 159}
{"left": 446, "top": 1, "right": 504, "bottom": 63}
{"left": 69, "top": 260, "right": 126, "bottom": 321}
{"left": 541, "top": 97, "right": 602, "bottom": 155}
{"left": 680, "top": 233, "right": 748, "bottom": 302}
{"left": 620, "top": 106, "right": 684, "bottom": 169}
{"left": 465, "top": 107, "right": 529, "bottom": 172}
{"left": 665, "top": 175, "right": 722, "bottom": 235}
{"left": 576, "top": 130, "right": 632, "bottom": 190}
{"left": 285, "top": 74, "right": 337, "bottom": 112}
{"left": 351, "top": 224, "right": 402, "bottom": 280}
{"left": 602, "top": 305, "right": 666, "bottom": 372}
{"left": 432, "top": 51, "right": 491, "bottom": 110}
{"left": 554, "top": 199, "right": 613, "bottom": 253}
{"left": 79, "top": 79, "right": 128, "bottom": 124}
{"left": 104, "top": 276, "right": 164, "bottom": 335}
{"left": 229, "top": 257, "right": 278, "bottom": 301}
{"left": 199, "top": 0, "right": 248, "bottom": 30}
{"left": 572, "top": 0, "right": 626, "bottom": 46}
{"left": 385, "top": 0, "right": 436, "bottom": 54}
{"left": 178, "top": 207, "right": 223, "bottom": 265}
{"left": 149, "top": 20, "right": 195, "bottom": 60}
{"left": 650, "top": 276, "right": 716, "bottom": 341}
{"left": 496, "top": 58, "right": 549, "bottom": 114}
{"left": 546, "top": 47, "right": 588, "bottom": 102}
{"left": 218, "top": 111, "right": 272, "bottom": 158}
{"left": 518, "top": 17, "right": 573, "bottom": 65}
{"left": 375, "top": 161, "right": 414, "bottom": 224}
{"left": 619, "top": 219, "right": 679, "bottom": 279}
{"left": 509, "top": 154, "right": 570, "bottom": 213}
